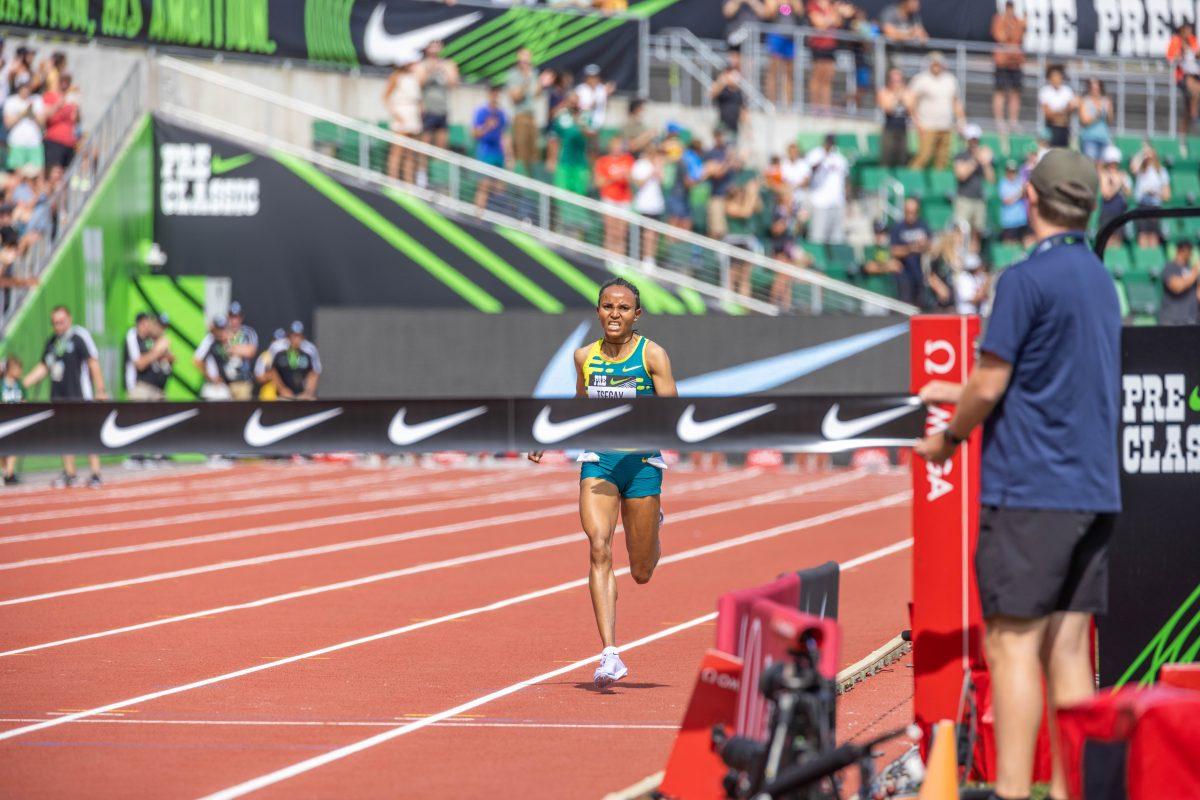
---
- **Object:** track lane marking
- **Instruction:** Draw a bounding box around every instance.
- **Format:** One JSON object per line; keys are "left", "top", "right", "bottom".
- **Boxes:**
{"left": 0, "top": 489, "right": 907, "bottom": 742}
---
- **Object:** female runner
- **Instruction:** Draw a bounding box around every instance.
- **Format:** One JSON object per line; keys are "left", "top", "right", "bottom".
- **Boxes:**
{"left": 529, "top": 277, "right": 677, "bottom": 686}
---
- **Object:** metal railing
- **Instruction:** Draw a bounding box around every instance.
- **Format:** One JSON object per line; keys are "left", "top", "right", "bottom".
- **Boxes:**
{"left": 154, "top": 56, "right": 916, "bottom": 316}
{"left": 0, "top": 60, "right": 147, "bottom": 333}
{"left": 646, "top": 28, "right": 772, "bottom": 112}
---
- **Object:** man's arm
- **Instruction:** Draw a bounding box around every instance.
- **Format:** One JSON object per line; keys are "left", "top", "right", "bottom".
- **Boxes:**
{"left": 88, "top": 357, "right": 108, "bottom": 400}
{"left": 22, "top": 362, "right": 47, "bottom": 389}
{"left": 301, "top": 370, "right": 319, "bottom": 400}
{"left": 914, "top": 352, "right": 1013, "bottom": 464}
{"left": 1165, "top": 264, "right": 1199, "bottom": 294}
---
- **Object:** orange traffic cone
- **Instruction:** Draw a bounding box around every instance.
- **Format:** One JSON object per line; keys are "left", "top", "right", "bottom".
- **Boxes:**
{"left": 917, "top": 720, "right": 959, "bottom": 800}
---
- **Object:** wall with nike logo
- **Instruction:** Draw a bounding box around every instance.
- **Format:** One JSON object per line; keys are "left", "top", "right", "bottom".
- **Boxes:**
{"left": 316, "top": 310, "right": 908, "bottom": 398}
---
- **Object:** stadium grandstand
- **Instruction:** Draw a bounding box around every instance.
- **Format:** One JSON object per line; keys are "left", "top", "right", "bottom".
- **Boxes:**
{"left": 0, "top": 1, "right": 1197, "bottom": 798}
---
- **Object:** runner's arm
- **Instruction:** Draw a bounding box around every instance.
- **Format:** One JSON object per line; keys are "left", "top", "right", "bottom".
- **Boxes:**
{"left": 645, "top": 341, "right": 677, "bottom": 397}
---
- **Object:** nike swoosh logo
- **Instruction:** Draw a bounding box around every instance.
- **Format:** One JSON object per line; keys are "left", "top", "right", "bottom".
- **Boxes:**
{"left": 676, "top": 403, "right": 777, "bottom": 443}
{"left": 1190, "top": 386, "right": 1200, "bottom": 413}
{"left": 0, "top": 410, "right": 54, "bottom": 440}
{"left": 100, "top": 409, "right": 200, "bottom": 448}
{"left": 532, "top": 405, "right": 632, "bottom": 445}
{"left": 244, "top": 408, "right": 343, "bottom": 447}
{"left": 388, "top": 406, "right": 487, "bottom": 445}
{"left": 820, "top": 400, "right": 921, "bottom": 441}
{"left": 210, "top": 153, "right": 254, "bottom": 176}
{"left": 621, "top": 365, "right": 642, "bottom": 373}
{"left": 363, "top": 5, "right": 482, "bottom": 66}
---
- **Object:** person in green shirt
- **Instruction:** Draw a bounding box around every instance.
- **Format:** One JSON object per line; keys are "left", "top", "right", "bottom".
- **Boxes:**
{"left": 546, "top": 95, "right": 592, "bottom": 230}
{"left": 1, "top": 354, "right": 26, "bottom": 484}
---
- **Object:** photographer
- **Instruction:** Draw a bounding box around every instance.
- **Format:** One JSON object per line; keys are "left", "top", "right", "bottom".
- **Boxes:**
{"left": 124, "top": 312, "right": 174, "bottom": 400}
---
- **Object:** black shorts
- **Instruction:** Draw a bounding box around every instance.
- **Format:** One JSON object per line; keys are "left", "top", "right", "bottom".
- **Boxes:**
{"left": 976, "top": 506, "right": 1116, "bottom": 620}
{"left": 994, "top": 67, "right": 1023, "bottom": 91}
{"left": 421, "top": 112, "right": 448, "bottom": 132}
{"left": 43, "top": 140, "right": 75, "bottom": 169}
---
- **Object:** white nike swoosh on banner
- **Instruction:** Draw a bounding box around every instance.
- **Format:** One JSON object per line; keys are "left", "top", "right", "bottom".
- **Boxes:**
{"left": 532, "top": 405, "right": 631, "bottom": 445}
{"left": 388, "top": 406, "right": 487, "bottom": 446}
{"left": 820, "top": 399, "right": 921, "bottom": 441}
{"left": 243, "top": 408, "right": 343, "bottom": 448}
{"left": 0, "top": 410, "right": 54, "bottom": 440}
{"left": 99, "top": 409, "right": 200, "bottom": 449}
{"left": 363, "top": 4, "right": 482, "bottom": 66}
{"left": 676, "top": 403, "right": 777, "bottom": 443}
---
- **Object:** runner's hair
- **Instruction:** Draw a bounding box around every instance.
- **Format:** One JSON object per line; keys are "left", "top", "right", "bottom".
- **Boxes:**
{"left": 597, "top": 276, "right": 641, "bottom": 310}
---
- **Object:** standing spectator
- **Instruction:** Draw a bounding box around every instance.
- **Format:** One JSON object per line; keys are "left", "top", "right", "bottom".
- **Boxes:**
{"left": 704, "top": 128, "right": 736, "bottom": 239}
{"left": 805, "top": 133, "right": 850, "bottom": 245}
{"left": 953, "top": 124, "right": 994, "bottom": 235}
{"left": 195, "top": 316, "right": 234, "bottom": 400}
{"left": 766, "top": 191, "right": 812, "bottom": 308}
{"left": 472, "top": 85, "right": 508, "bottom": 211}
{"left": 1167, "top": 22, "right": 1200, "bottom": 140}
{"left": 2, "top": 354, "right": 25, "bottom": 485}
{"left": 909, "top": 52, "right": 963, "bottom": 170}
{"left": 543, "top": 69, "right": 574, "bottom": 130}
{"left": 780, "top": 140, "right": 812, "bottom": 213}
{"left": 877, "top": 66, "right": 911, "bottom": 167}
{"left": 383, "top": 58, "right": 422, "bottom": 184}
{"left": 847, "top": 4, "right": 880, "bottom": 111}
{"left": 1130, "top": 143, "right": 1171, "bottom": 249}
{"left": 990, "top": 1, "right": 1025, "bottom": 131}
{"left": 879, "top": 0, "right": 927, "bottom": 45}
{"left": 1160, "top": 240, "right": 1200, "bottom": 324}
{"left": 710, "top": 52, "right": 747, "bottom": 140}
{"left": 1078, "top": 78, "right": 1113, "bottom": 162}
{"left": 575, "top": 64, "right": 614, "bottom": 133}
{"left": 926, "top": 227, "right": 959, "bottom": 310}
{"left": 954, "top": 251, "right": 989, "bottom": 315}
{"left": 505, "top": 48, "right": 541, "bottom": 176}
{"left": 594, "top": 137, "right": 635, "bottom": 256}
{"left": 418, "top": 41, "right": 458, "bottom": 179}
{"left": 22, "top": 305, "right": 107, "bottom": 487}
{"left": 41, "top": 72, "right": 79, "bottom": 170}
{"left": 1097, "top": 145, "right": 1131, "bottom": 247}
{"left": 722, "top": 0, "right": 772, "bottom": 48}
{"left": 664, "top": 134, "right": 703, "bottom": 232}
{"left": 124, "top": 312, "right": 173, "bottom": 400}
{"left": 223, "top": 301, "right": 258, "bottom": 400}
{"left": 806, "top": 0, "right": 840, "bottom": 112}
{"left": 255, "top": 328, "right": 285, "bottom": 401}
{"left": 546, "top": 94, "right": 590, "bottom": 199}
{"left": 272, "top": 321, "right": 322, "bottom": 400}
{"left": 998, "top": 159, "right": 1030, "bottom": 243}
{"left": 890, "top": 197, "right": 932, "bottom": 305}
{"left": 723, "top": 171, "right": 764, "bottom": 297}
{"left": 631, "top": 143, "right": 665, "bottom": 266}
{"left": 1039, "top": 65, "right": 1077, "bottom": 148}
{"left": 3, "top": 79, "right": 44, "bottom": 176}
{"left": 765, "top": 0, "right": 799, "bottom": 107}
{"left": 621, "top": 99, "right": 656, "bottom": 155}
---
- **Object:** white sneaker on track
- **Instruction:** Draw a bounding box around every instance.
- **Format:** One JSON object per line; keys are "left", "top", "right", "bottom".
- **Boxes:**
{"left": 593, "top": 647, "right": 628, "bottom": 688}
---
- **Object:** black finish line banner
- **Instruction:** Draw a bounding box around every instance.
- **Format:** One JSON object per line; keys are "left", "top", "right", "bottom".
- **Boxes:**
{"left": 0, "top": 396, "right": 921, "bottom": 456}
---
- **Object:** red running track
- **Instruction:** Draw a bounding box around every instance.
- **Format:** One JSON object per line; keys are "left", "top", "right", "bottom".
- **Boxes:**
{"left": 0, "top": 461, "right": 913, "bottom": 799}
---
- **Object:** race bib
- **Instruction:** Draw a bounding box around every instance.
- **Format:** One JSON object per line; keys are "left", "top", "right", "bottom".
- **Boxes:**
{"left": 586, "top": 373, "right": 637, "bottom": 399}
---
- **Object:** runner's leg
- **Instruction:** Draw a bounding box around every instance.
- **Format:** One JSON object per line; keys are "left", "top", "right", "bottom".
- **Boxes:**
{"left": 580, "top": 477, "right": 622, "bottom": 648}
{"left": 621, "top": 494, "right": 662, "bottom": 585}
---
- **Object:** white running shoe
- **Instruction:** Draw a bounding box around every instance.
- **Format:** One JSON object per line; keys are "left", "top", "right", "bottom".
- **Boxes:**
{"left": 593, "top": 646, "right": 628, "bottom": 687}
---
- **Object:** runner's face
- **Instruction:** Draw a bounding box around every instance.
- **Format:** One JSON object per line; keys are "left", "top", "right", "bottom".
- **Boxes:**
{"left": 596, "top": 287, "right": 640, "bottom": 339}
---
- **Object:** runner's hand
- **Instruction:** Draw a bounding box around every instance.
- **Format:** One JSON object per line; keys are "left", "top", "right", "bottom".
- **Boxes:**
{"left": 527, "top": 451, "right": 544, "bottom": 464}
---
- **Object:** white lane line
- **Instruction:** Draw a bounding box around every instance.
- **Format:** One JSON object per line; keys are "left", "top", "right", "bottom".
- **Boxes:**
{"left": 0, "top": 717, "right": 679, "bottom": 731}
{"left": 198, "top": 534, "right": 913, "bottom": 800}
{"left": 0, "top": 489, "right": 907, "bottom": 743}
{"left": 0, "top": 469, "right": 773, "bottom": 607}
{"left": 0, "top": 476, "right": 574, "bottom": 570}
{"left": 0, "top": 470, "right": 825, "bottom": 655}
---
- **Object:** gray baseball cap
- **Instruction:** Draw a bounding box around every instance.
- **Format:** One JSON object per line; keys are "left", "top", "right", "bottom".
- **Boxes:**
{"left": 1029, "top": 148, "right": 1098, "bottom": 214}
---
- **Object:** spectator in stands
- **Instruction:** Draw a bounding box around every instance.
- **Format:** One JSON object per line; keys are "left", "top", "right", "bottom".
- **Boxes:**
{"left": 124, "top": 312, "right": 174, "bottom": 401}
{"left": 998, "top": 159, "right": 1030, "bottom": 244}
{"left": 5, "top": 46, "right": 35, "bottom": 95}
{"left": 196, "top": 316, "right": 234, "bottom": 400}
{"left": 710, "top": 52, "right": 747, "bottom": 140}
{"left": 990, "top": 1, "right": 1025, "bottom": 131}
{"left": 544, "top": 69, "right": 573, "bottom": 127}
{"left": 255, "top": 328, "right": 284, "bottom": 401}
{"left": 622, "top": 99, "right": 656, "bottom": 154}
{"left": 1130, "top": 142, "right": 1171, "bottom": 249}
{"left": 846, "top": 4, "right": 880, "bottom": 111}
{"left": 780, "top": 140, "right": 811, "bottom": 213}
{"left": 954, "top": 250, "right": 989, "bottom": 315}
{"left": 926, "top": 227, "right": 958, "bottom": 309}
{"left": 879, "top": 0, "right": 927, "bottom": 45}
{"left": 506, "top": 48, "right": 542, "bottom": 176}
{"left": 767, "top": 191, "right": 798, "bottom": 307}
{"left": 805, "top": 133, "right": 850, "bottom": 245}
{"left": 595, "top": 136, "right": 634, "bottom": 256}
{"left": 722, "top": 0, "right": 773, "bottom": 48}
{"left": 41, "top": 72, "right": 78, "bottom": 170}
{"left": 575, "top": 64, "right": 614, "bottom": 133}
{"left": 1159, "top": 239, "right": 1200, "bottom": 324}
{"left": 664, "top": 132, "right": 702, "bottom": 232}
{"left": 764, "top": 0, "right": 799, "bottom": 107}
{"left": 418, "top": 41, "right": 458, "bottom": 177}
{"left": 631, "top": 142, "right": 665, "bottom": 266}
{"left": 1039, "top": 65, "right": 1077, "bottom": 148}
{"left": 272, "top": 321, "right": 322, "bottom": 400}
{"left": 890, "top": 196, "right": 932, "bottom": 305}
{"left": 724, "top": 170, "right": 763, "bottom": 297}
{"left": 704, "top": 128, "right": 736, "bottom": 239}
{"left": 877, "top": 66, "right": 911, "bottom": 167}
{"left": 2, "top": 354, "right": 25, "bottom": 484}
{"left": 546, "top": 94, "right": 590, "bottom": 199}
{"left": 384, "top": 58, "right": 421, "bottom": 184}
{"left": 1078, "top": 78, "right": 1114, "bottom": 162}
{"left": 953, "top": 124, "right": 994, "bottom": 235}
{"left": 3, "top": 79, "right": 44, "bottom": 176}
{"left": 909, "top": 51, "right": 962, "bottom": 170}
{"left": 1167, "top": 22, "right": 1200, "bottom": 140}
{"left": 864, "top": 219, "right": 903, "bottom": 279}
{"left": 472, "top": 85, "right": 508, "bottom": 210}
{"left": 1097, "top": 145, "right": 1131, "bottom": 248}
{"left": 224, "top": 302, "right": 258, "bottom": 400}
{"left": 22, "top": 305, "right": 107, "bottom": 487}
{"left": 806, "top": 0, "right": 841, "bottom": 112}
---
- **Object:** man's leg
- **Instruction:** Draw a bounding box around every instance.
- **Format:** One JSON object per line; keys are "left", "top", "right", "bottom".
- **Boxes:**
{"left": 1041, "top": 611, "right": 1094, "bottom": 800}
{"left": 910, "top": 130, "right": 934, "bottom": 169}
{"left": 985, "top": 614, "right": 1050, "bottom": 799}
{"left": 62, "top": 454, "right": 76, "bottom": 477}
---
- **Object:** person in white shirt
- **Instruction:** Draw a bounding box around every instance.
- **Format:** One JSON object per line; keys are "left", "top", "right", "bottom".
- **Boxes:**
{"left": 908, "top": 51, "right": 964, "bottom": 169}
{"left": 1039, "top": 64, "right": 1077, "bottom": 147}
{"left": 574, "top": 64, "right": 613, "bottom": 132}
{"left": 1130, "top": 144, "right": 1172, "bottom": 249}
{"left": 631, "top": 144, "right": 666, "bottom": 267}
{"left": 780, "top": 141, "right": 812, "bottom": 207}
{"left": 804, "top": 134, "right": 850, "bottom": 245}
{"left": 953, "top": 253, "right": 989, "bottom": 315}
{"left": 3, "top": 81, "right": 45, "bottom": 175}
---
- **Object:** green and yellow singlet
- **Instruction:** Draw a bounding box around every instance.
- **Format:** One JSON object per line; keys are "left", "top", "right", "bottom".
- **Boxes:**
{"left": 580, "top": 335, "right": 665, "bottom": 468}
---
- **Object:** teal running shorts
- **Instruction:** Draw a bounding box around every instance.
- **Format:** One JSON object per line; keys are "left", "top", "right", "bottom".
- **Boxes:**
{"left": 580, "top": 452, "right": 663, "bottom": 498}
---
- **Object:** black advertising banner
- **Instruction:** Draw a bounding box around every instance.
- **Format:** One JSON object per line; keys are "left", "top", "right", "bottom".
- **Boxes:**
{"left": 0, "top": 395, "right": 921, "bottom": 455}
{"left": 1, "top": 0, "right": 641, "bottom": 89}
{"left": 1098, "top": 325, "right": 1200, "bottom": 687}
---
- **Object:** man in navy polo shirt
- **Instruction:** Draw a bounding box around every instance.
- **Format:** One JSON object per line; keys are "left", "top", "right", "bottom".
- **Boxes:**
{"left": 916, "top": 149, "right": 1121, "bottom": 800}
